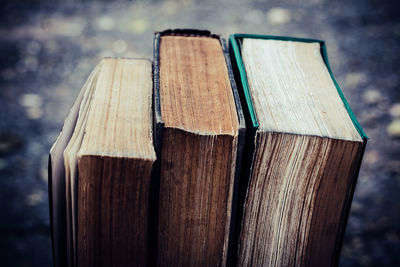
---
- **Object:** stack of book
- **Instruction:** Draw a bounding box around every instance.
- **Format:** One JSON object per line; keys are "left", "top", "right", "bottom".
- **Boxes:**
{"left": 49, "top": 29, "right": 367, "bottom": 267}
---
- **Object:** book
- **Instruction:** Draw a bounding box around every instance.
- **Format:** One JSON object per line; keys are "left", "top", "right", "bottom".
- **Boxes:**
{"left": 49, "top": 31, "right": 367, "bottom": 267}
{"left": 229, "top": 34, "right": 367, "bottom": 266}
{"left": 48, "top": 58, "right": 155, "bottom": 267}
{"left": 153, "top": 29, "right": 245, "bottom": 266}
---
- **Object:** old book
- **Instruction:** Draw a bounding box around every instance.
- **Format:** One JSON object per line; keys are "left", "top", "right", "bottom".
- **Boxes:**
{"left": 153, "top": 29, "right": 245, "bottom": 266}
{"left": 49, "top": 58, "right": 156, "bottom": 267}
{"left": 229, "top": 34, "right": 367, "bottom": 266}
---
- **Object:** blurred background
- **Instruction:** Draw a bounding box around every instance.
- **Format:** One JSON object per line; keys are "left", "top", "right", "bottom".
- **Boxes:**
{"left": 0, "top": 0, "right": 399, "bottom": 266}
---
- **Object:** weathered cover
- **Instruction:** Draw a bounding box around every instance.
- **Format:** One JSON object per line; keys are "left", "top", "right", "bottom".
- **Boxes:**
{"left": 229, "top": 33, "right": 368, "bottom": 265}
{"left": 153, "top": 29, "right": 246, "bottom": 266}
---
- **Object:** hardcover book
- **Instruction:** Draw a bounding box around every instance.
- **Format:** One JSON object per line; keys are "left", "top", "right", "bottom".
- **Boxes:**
{"left": 229, "top": 34, "right": 367, "bottom": 266}
{"left": 153, "top": 29, "right": 245, "bottom": 266}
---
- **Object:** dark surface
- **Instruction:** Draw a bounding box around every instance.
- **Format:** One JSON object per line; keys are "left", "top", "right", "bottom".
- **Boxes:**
{"left": 0, "top": 0, "right": 399, "bottom": 266}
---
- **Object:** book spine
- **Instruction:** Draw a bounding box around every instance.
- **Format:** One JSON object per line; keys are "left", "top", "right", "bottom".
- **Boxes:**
{"left": 151, "top": 32, "right": 164, "bottom": 266}
{"left": 228, "top": 37, "right": 260, "bottom": 266}
{"left": 219, "top": 36, "right": 246, "bottom": 267}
